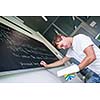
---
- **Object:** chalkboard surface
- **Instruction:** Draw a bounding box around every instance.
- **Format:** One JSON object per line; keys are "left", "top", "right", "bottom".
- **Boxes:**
{"left": 0, "top": 23, "right": 58, "bottom": 72}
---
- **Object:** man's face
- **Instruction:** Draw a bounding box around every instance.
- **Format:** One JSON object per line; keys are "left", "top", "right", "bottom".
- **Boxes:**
{"left": 56, "top": 38, "right": 71, "bottom": 49}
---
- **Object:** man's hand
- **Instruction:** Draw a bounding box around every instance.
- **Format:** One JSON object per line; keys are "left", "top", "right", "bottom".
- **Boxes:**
{"left": 40, "top": 61, "right": 48, "bottom": 67}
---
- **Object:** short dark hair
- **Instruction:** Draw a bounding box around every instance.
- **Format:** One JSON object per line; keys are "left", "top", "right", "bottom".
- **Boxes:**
{"left": 52, "top": 34, "right": 66, "bottom": 48}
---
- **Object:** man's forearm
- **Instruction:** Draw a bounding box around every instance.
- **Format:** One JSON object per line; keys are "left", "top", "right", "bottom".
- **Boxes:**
{"left": 46, "top": 57, "right": 70, "bottom": 68}
{"left": 79, "top": 45, "right": 96, "bottom": 70}
{"left": 78, "top": 56, "right": 96, "bottom": 70}
{"left": 46, "top": 60, "right": 64, "bottom": 68}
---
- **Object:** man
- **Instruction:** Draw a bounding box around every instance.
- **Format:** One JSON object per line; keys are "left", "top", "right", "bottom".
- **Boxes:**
{"left": 40, "top": 34, "right": 100, "bottom": 83}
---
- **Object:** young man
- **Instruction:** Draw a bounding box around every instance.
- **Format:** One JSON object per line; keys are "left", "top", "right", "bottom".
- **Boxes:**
{"left": 40, "top": 34, "right": 100, "bottom": 83}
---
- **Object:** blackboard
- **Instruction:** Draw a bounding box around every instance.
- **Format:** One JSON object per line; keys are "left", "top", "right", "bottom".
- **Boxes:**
{"left": 0, "top": 23, "right": 58, "bottom": 72}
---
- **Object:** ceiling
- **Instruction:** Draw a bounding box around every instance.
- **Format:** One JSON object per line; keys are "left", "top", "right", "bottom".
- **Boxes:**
{"left": 18, "top": 16, "right": 57, "bottom": 34}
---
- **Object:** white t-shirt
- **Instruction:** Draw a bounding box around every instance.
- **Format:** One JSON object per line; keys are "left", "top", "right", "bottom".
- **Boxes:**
{"left": 66, "top": 34, "right": 100, "bottom": 75}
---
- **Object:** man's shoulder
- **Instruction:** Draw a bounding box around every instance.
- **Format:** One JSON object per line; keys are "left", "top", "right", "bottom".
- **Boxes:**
{"left": 73, "top": 34, "right": 90, "bottom": 45}
{"left": 75, "top": 34, "right": 86, "bottom": 37}
{"left": 74, "top": 34, "right": 88, "bottom": 39}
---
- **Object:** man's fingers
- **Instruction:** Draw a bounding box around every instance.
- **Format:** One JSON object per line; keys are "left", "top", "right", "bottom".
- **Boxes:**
{"left": 40, "top": 61, "right": 46, "bottom": 65}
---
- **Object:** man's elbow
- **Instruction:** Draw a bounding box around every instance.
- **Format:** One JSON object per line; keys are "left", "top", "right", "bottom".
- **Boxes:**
{"left": 90, "top": 55, "right": 96, "bottom": 62}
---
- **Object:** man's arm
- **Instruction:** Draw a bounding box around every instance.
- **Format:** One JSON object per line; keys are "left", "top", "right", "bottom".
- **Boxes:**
{"left": 78, "top": 45, "right": 96, "bottom": 70}
{"left": 40, "top": 56, "right": 70, "bottom": 68}
{"left": 57, "top": 45, "right": 96, "bottom": 77}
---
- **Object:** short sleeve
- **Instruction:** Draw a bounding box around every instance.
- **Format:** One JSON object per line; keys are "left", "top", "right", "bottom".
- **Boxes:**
{"left": 66, "top": 48, "right": 73, "bottom": 58}
{"left": 79, "top": 34, "right": 94, "bottom": 52}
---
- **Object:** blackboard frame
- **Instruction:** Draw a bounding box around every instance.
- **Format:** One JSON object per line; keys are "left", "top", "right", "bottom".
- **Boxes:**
{"left": 0, "top": 17, "right": 58, "bottom": 76}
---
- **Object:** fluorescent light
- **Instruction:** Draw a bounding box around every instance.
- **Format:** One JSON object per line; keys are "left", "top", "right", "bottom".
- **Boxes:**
{"left": 72, "top": 16, "right": 75, "bottom": 21}
{"left": 41, "top": 16, "right": 48, "bottom": 21}
{"left": 54, "top": 29, "right": 59, "bottom": 35}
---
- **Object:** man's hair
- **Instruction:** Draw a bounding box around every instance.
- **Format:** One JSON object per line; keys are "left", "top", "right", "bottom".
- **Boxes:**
{"left": 52, "top": 34, "right": 67, "bottom": 48}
